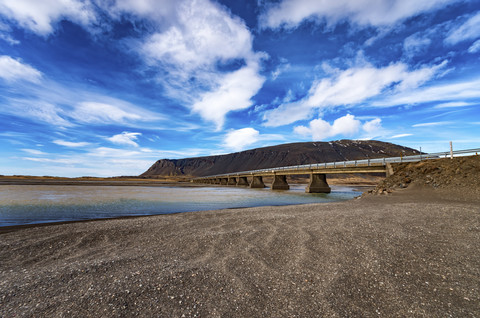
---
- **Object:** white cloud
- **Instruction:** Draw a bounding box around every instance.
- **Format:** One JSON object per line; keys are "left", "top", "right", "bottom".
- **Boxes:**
{"left": 70, "top": 102, "right": 142, "bottom": 124}
{"left": 119, "top": 0, "right": 265, "bottom": 129}
{"left": 0, "top": 55, "right": 42, "bottom": 82}
{"left": 21, "top": 148, "right": 47, "bottom": 155}
{"left": 294, "top": 114, "right": 363, "bottom": 140}
{"left": 53, "top": 139, "right": 91, "bottom": 147}
{"left": 0, "top": 0, "right": 96, "bottom": 35}
{"left": 0, "top": 32, "right": 19, "bottom": 44}
{"left": 372, "top": 77, "right": 480, "bottom": 107}
{"left": 271, "top": 62, "right": 291, "bottom": 80}
{"left": 1, "top": 0, "right": 266, "bottom": 129}
{"left": 0, "top": 75, "right": 169, "bottom": 129}
{"left": 434, "top": 102, "right": 474, "bottom": 108}
{"left": 9, "top": 100, "right": 72, "bottom": 127}
{"left": 263, "top": 60, "right": 446, "bottom": 127}
{"left": 390, "top": 133, "right": 413, "bottom": 139}
{"left": 108, "top": 0, "right": 177, "bottom": 19}
{"left": 468, "top": 40, "right": 480, "bottom": 53}
{"left": 13, "top": 143, "right": 245, "bottom": 177}
{"left": 139, "top": 0, "right": 253, "bottom": 74}
{"left": 192, "top": 61, "right": 265, "bottom": 129}
{"left": 262, "top": 100, "right": 313, "bottom": 127}
{"left": 403, "top": 33, "right": 432, "bottom": 57}
{"left": 445, "top": 11, "right": 480, "bottom": 45}
{"left": 0, "top": 21, "right": 19, "bottom": 44}
{"left": 363, "top": 118, "right": 382, "bottom": 134}
{"left": 107, "top": 132, "right": 142, "bottom": 147}
{"left": 260, "top": 0, "right": 460, "bottom": 29}
{"left": 223, "top": 128, "right": 260, "bottom": 151}
{"left": 412, "top": 122, "right": 449, "bottom": 127}
{"left": 22, "top": 157, "right": 81, "bottom": 164}
{"left": 395, "top": 60, "right": 447, "bottom": 91}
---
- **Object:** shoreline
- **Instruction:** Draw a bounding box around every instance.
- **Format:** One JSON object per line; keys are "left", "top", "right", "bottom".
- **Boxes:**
{"left": 1, "top": 187, "right": 479, "bottom": 316}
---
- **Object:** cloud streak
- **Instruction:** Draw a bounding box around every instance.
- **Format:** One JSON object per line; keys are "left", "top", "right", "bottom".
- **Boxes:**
{"left": 260, "top": 0, "right": 461, "bottom": 29}
{"left": 0, "top": 55, "right": 42, "bottom": 83}
{"left": 372, "top": 77, "right": 480, "bottom": 107}
{"left": 445, "top": 11, "right": 480, "bottom": 45}
{"left": 53, "top": 140, "right": 91, "bottom": 148}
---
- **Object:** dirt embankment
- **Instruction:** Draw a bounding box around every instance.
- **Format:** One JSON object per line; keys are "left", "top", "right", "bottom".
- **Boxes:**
{"left": 370, "top": 155, "right": 480, "bottom": 200}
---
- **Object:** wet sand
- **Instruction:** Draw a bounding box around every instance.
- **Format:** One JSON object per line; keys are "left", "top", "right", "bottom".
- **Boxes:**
{"left": 1, "top": 187, "right": 479, "bottom": 317}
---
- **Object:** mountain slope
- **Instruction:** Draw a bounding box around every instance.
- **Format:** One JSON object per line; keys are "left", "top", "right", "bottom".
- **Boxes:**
{"left": 141, "top": 140, "right": 420, "bottom": 178}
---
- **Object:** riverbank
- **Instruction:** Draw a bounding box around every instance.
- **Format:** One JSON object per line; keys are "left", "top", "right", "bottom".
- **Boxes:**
{"left": 1, "top": 186, "right": 479, "bottom": 317}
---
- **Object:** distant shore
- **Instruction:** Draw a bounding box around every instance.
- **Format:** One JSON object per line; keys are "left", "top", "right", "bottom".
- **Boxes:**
{"left": 0, "top": 176, "right": 192, "bottom": 187}
{"left": 1, "top": 186, "right": 479, "bottom": 317}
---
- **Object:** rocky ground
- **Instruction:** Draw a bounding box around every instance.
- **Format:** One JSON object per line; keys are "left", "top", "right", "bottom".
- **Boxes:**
{"left": 369, "top": 155, "right": 480, "bottom": 200}
{"left": 1, "top": 156, "right": 479, "bottom": 317}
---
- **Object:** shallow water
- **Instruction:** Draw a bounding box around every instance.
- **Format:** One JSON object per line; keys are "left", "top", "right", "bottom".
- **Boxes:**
{"left": 0, "top": 184, "right": 361, "bottom": 227}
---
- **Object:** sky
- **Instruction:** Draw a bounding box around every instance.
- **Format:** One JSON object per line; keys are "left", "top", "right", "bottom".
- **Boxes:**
{"left": 0, "top": 0, "right": 479, "bottom": 177}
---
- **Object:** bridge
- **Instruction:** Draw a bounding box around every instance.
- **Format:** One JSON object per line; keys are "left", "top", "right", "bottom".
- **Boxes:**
{"left": 192, "top": 148, "right": 479, "bottom": 193}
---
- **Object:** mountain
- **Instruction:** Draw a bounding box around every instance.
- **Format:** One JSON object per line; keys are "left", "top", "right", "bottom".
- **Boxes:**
{"left": 140, "top": 140, "right": 420, "bottom": 178}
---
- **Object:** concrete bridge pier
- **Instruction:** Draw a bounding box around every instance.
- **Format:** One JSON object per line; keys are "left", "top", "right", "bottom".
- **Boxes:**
{"left": 227, "top": 177, "right": 237, "bottom": 185}
{"left": 306, "top": 173, "right": 331, "bottom": 193}
{"left": 236, "top": 176, "right": 249, "bottom": 186}
{"left": 220, "top": 178, "right": 228, "bottom": 185}
{"left": 250, "top": 176, "right": 265, "bottom": 188}
{"left": 386, "top": 163, "right": 394, "bottom": 177}
{"left": 271, "top": 174, "right": 289, "bottom": 190}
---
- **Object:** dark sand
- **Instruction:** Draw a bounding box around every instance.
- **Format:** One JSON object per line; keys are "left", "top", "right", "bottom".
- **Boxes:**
{"left": 1, "top": 187, "right": 479, "bottom": 317}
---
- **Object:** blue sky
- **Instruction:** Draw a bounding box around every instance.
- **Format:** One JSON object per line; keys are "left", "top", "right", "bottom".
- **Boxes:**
{"left": 0, "top": 0, "right": 479, "bottom": 177}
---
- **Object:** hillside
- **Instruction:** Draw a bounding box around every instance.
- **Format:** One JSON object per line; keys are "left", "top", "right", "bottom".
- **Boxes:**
{"left": 141, "top": 140, "right": 420, "bottom": 178}
{"left": 370, "top": 155, "right": 480, "bottom": 200}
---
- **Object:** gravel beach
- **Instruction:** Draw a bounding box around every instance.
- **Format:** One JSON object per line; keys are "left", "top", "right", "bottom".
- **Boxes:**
{"left": 1, "top": 186, "right": 479, "bottom": 317}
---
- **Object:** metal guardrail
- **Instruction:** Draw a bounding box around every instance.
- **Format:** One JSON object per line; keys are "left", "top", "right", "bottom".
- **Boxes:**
{"left": 194, "top": 148, "right": 480, "bottom": 180}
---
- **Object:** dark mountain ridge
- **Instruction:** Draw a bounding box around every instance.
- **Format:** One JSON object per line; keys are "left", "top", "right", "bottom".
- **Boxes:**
{"left": 141, "top": 140, "right": 420, "bottom": 178}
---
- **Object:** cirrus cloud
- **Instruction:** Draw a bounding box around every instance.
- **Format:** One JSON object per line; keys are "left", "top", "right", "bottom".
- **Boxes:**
{"left": 260, "top": 0, "right": 461, "bottom": 29}
{"left": 0, "top": 55, "right": 42, "bottom": 83}
{"left": 53, "top": 139, "right": 91, "bottom": 148}
{"left": 445, "top": 11, "right": 480, "bottom": 45}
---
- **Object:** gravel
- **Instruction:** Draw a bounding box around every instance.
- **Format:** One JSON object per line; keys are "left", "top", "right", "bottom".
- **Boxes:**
{"left": 1, "top": 185, "right": 479, "bottom": 317}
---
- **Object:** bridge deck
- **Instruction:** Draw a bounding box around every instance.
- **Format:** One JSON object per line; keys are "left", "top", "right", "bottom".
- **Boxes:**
{"left": 221, "top": 165, "right": 386, "bottom": 177}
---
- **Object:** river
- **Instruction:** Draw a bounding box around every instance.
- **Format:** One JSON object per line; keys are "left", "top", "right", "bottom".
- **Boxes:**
{"left": 0, "top": 184, "right": 361, "bottom": 227}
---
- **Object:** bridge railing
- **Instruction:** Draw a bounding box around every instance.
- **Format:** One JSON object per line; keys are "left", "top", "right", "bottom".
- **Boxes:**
{"left": 195, "top": 147, "right": 480, "bottom": 180}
